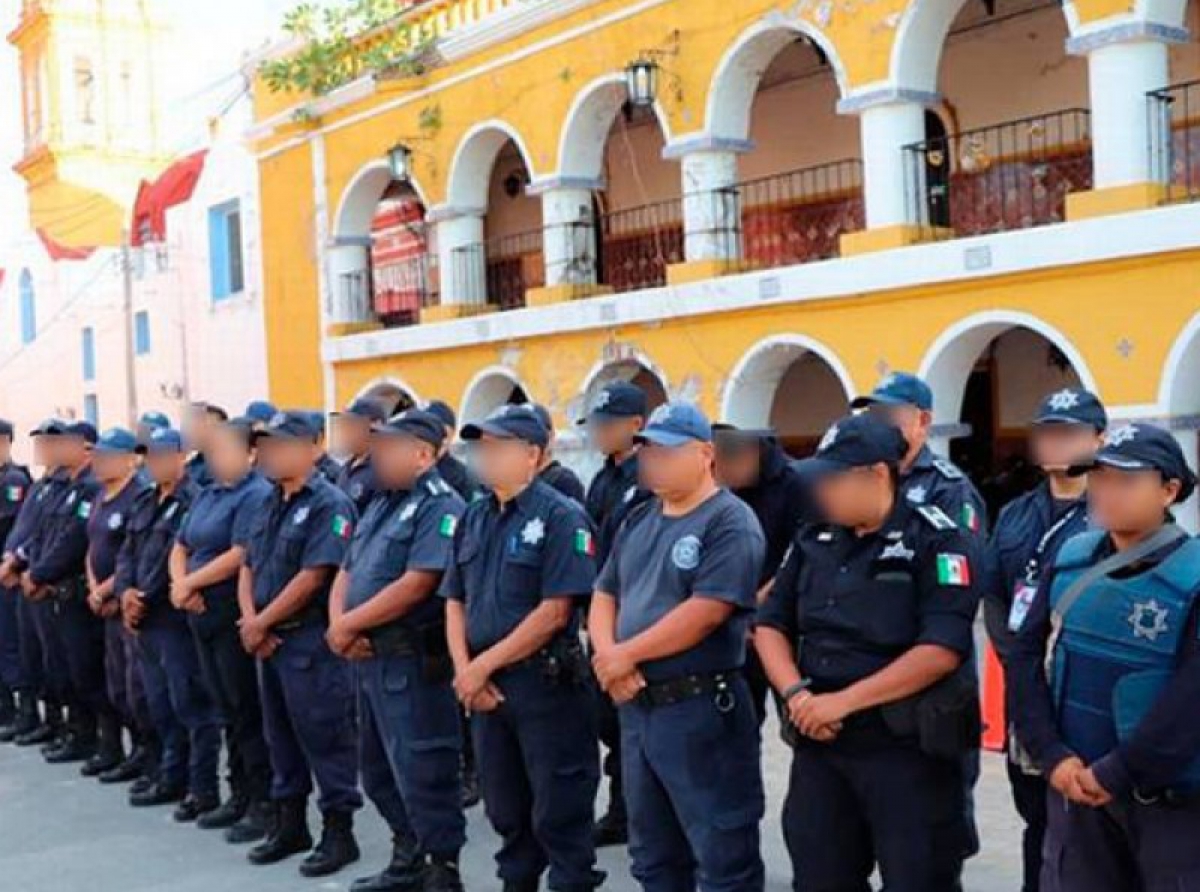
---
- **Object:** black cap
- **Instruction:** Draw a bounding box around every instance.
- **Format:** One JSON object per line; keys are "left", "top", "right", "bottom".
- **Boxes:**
{"left": 30, "top": 418, "right": 66, "bottom": 437}
{"left": 253, "top": 410, "right": 319, "bottom": 443}
{"left": 796, "top": 414, "right": 908, "bottom": 479}
{"left": 1032, "top": 388, "right": 1107, "bottom": 431}
{"left": 461, "top": 404, "right": 549, "bottom": 447}
{"left": 335, "top": 398, "right": 388, "bottom": 425}
{"left": 530, "top": 403, "right": 555, "bottom": 433}
{"left": 373, "top": 409, "right": 446, "bottom": 449}
{"left": 0, "top": 418, "right": 13, "bottom": 439}
{"left": 425, "top": 400, "right": 457, "bottom": 431}
{"left": 1069, "top": 422, "right": 1196, "bottom": 503}
{"left": 63, "top": 421, "right": 99, "bottom": 445}
{"left": 578, "top": 381, "right": 648, "bottom": 425}
{"left": 851, "top": 372, "right": 934, "bottom": 411}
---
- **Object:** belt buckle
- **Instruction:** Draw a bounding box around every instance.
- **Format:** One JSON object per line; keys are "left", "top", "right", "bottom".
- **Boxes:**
{"left": 712, "top": 675, "right": 735, "bottom": 714}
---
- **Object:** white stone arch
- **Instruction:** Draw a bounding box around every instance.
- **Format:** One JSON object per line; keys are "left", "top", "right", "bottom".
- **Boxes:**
{"left": 720, "top": 334, "right": 855, "bottom": 429}
{"left": 459, "top": 365, "right": 530, "bottom": 425}
{"left": 706, "top": 17, "right": 849, "bottom": 142}
{"left": 573, "top": 353, "right": 670, "bottom": 422}
{"left": 918, "top": 310, "right": 1098, "bottom": 427}
{"left": 445, "top": 120, "right": 537, "bottom": 211}
{"left": 353, "top": 376, "right": 421, "bottom": 415}
{"left": 333, "top": 159, "right": 430, "bottom": 243}
{"left": 555, "top": 72, "right": 674, "bottom": 182}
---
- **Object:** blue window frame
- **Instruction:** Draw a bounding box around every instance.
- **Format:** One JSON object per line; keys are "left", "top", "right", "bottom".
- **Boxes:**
{"left": 208, "top": 200, "right": 245, "bottom": 300}
{"left": 81, "top": 326, "right": 96, "bottom": 381}
{"left": 18, "top": 270, "right": 35, "bottom": 344}
{"left": 134, "top": 310, "right": 150, "bottom": 355}
{"left": 83, "top": 394, "right": 99, "bottom": 427}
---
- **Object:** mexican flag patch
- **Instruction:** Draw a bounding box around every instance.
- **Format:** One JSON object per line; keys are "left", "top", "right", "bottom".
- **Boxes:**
{"left": 439, "top": 514, "right": 457, "bottom": 538}
{"left": 936, "top": 553, "right": 972, "bottom": 587}
{"left": 961, "top": 503, "right": 981, "bottom": 533}
{"left": 5, "top": 485, "right": 22, "bottom": 503}
{"left": 574, "top": 529, "right": 595, "bottom": 556}
{"left": 332, "top": 515, "right": 352, "bottom": 539}
{"left": 76, "top": 500, "right": 92, "bottom": 520}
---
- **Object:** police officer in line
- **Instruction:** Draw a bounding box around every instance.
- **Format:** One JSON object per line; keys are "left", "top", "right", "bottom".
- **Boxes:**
{"left": 119, "top": 428, "right": 222, "bottom": 820}
{"left": 332, "top": 398, "right": 387, "bottom": 514}
{"left": 85, "top": 428, "right": 153, "bottom": 782}
{"left": 982, "top": 388, "right": 1106, "bottom": 892}
{"left": 755, "top": 413, "right": 982, "bottom": 892}
{"left": 137, "top": 410, "right": 172, "bottom": 445}
{"left": 853, "top": 372, "right": 988, "bottom": 534}
{"left": 243, "top": 400, "right": 279, "bottom": 433}
{"left": 310, "top": 410, "right": 343, "bottom": 483}
{"left": 580, "top": 380, "right": 652, "bottom": 848}
{"left": 23, "top": 421, "right": 110, "bottom": 766}
{"left": 170, "top": 419, "right": 275, "bottom": 842}
{"left": 328, "top": 409, "right": 467, "bottom": 892}
{"left": 426, "top": 400, "right": 482, "bottom": 503}
{"left": 531, "top": 403, "right": 585, "bottom": 503}
{"left": 591, "top": 402, "right": 768, "bottom": 892}
{"left": 713, "top": 423, "right": 813, "bottom": 722}
{"left": 0, "top": 419, "right": 32, "bottom": 737}
{"left": 1010, "top": 423, "right": 1200, "bottom": 891}
{"left": 183, "top": 401, "right": 230, "bottom": 488}
{"left": 239, "top": 411, "right": 362, "bottom": 877}
{"left": 0, "top": 419, "right": 69, "bottom": 746}
{"left": 441, "top": 403, "right": 603, "bottom": 892}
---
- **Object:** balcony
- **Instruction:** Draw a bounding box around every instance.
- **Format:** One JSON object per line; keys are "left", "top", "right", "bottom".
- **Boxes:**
{"left": 599, "top": 199, "right": 684, "bottom": 294}
{"left": 904, "top": 109, "right": 1093, "bottom": 239}
{"left": 484, "top": 229, "right": 544, "bottom": 311}
{"left": 1149, "top": 80, "right": 1200, "bottom": 203}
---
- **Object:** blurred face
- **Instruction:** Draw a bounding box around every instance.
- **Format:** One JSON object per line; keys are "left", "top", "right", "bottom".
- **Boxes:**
{"left": 813, "top": 464, "right": 894, "bottom": 528}
{"left": 639, "top": 440, "right": 714, "bottom": 499}
{"left": 373, "top": 434, "right": 436, "bottom": 489}
{"left": 1087, "top": 466, "right": 1180, "bottom": 535}
{"left": 471, "top": 435, "right": 540, "bottom": 490}
{"left": 208, "top": 426, "right": 253, "bottom": 485}
{"left": 32, "top": 436, "right": 57, "bottom": 468}
{"left": 714, "top": 440, "right": 760, "bottom": 489}
{"left": 589, "top": 416, "right": 642, "bottom": 457}
{"left": 258, "top": 437, "right": 316, "bottom": 482}
{"left": 0, "top": 436, "right": 12, "bottom": 464}
{"left": 868, "top": 404, "right": 929, "bottom": 455}
{"left": 58, "top": 436, "right": 91, "bottom": 468}
{"left": 93, "top": 452, "right": 137, "bottom": 485}
{"left": 333, "top": 415, "right": 372, "bottom": 458}
{"left": 184, "top": 406, "right": 218, "bottom": 449}
{"left": 146, "top": 451, "right": 186, "bottom": 486}
{"left": 1030, "top": 424, "right": 1103, "bottom": 473}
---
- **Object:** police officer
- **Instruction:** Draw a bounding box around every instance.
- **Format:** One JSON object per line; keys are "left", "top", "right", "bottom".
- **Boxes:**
{"left": 137, "top": 410, "right": 171, "bottom": 445}
{"left": 580, "top": 380, "right": 651, "bottom": 847}
{"left": 183, "top": 401, "right": 229, "bottom": 488}
{"left": 85, "top": 427, "right": 152, "bottom": 781}
{"left": 531, "top": 403, "right": 584, "bottom": 503}
{"left": 591, "top": 402, "right": 768, "bottom": 892}
{"left": 329, "top": 409, "right": 467, "bottom": 892}
{"left": 309, "top": 410, "right": 342, "bottom": 483}
{"left": 756, "top": 413, "right": 982, "bottom": 892}
{"left": 171, "top": 419, "right": 274, "bottom": 842}
{"left": 426, "top": 400, "right": 482, "bottom": 503}
{"left": 119, "top": 428, "right": 222, "bottom": 821}
{"left": 23, "top": 421, "right": 109, "bottom": 766}
{"left": 243, "top": 400, "right": 278, "bottom": 433}
{"left": 853, "top": 372, "right": 988, "bottom": 534}
{"left": 0, "top": 419, "right": 32, "bottom": 737}
{"left": 332, "top": 398, "right": 387, "bottom": 514}
{"left": 441, "top": 403, "right": 603, "bottom": 892}
{"left": 240, "top": 411, "right": 362, "bottom": 877}
{"left": 1010, "top": 423, "right": 1200, "bottom": 891}
{"left": 983, "top": 388, "right": 1106, "bottom": 892}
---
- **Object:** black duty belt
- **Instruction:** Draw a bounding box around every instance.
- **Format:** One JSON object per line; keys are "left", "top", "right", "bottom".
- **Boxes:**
{"left": 368, "top": 622, "right": 422, "bottom": 658}
{"left": 637, "top": 670, "right": 741, "bottom": 710}
{"left": 51, "top": 576, "right": 88, "bottom": 603}
{"left": 273, "top": 602, "right": 327, "bottom": 633}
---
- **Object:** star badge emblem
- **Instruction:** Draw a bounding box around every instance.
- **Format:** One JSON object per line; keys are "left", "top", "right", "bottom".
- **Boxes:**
{"left": 907, "top": 484, "right": 928, "bottom": 505}
{"left": 1108, "top": 424, "right": 1139, "bottom": 447}
{"left": 1128, "top": 599, "right": 1170, "bottom": 642}
{"left": 1047, "top": 389, "right": 1079, "bottom": 411}
{"left": 880, "top": 540, "right": 914, "bottom": 561}
{"left": 521, "top": 517, "right": 546, "bottom": 546}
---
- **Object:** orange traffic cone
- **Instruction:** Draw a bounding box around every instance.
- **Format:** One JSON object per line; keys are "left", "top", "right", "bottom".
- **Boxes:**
{"left": 980, "top": 641, "right": 1006, "bottom": 752}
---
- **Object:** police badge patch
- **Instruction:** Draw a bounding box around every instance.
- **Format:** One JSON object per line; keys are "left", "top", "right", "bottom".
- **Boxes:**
{"left": 671, "top": 535, "right": 702, "bottom": 570}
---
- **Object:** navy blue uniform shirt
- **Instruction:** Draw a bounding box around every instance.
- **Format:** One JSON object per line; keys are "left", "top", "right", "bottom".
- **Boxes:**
{"left": 246, "top": 473, "right": 355, "bottom": 612}
{"left": 28, "top": 468, "right": 101, "bottom": 586}
{"left": 538, "top": 460, "right": 585, "bottom": 505}
{"left": 187, "top": 452, "right": 213, "bottom": 489}
{"left": 114, "top": 478, "right": 198, "bottom": 611}
{"left": 316, "top": 452, "right": 342, "bottom": 484}
{"left": 902, "top": 445, "right": 988, "bottom": 536}
{"left": 729, "top": 437, "right": 814, "bottom": 585}
{"left": 343, "top": 469, "right": 465, "bottom": 626}
{"left": 87, "top": 476, "right": 151, "bottom": 584}
{"left": 335, "top": 454, "right": 377, "bottom": 515}
{"left": 6, "top": 469, "right": 67, "bottom": 564}
{"left": 438, "top": 452, "right": 482, "bottom": 503}
{"left": 596, "top": 488, "right": 765, "bottom": 683}
{"left": 585, "top": 452, "right": 650, "bottom": 566}
{"left": 440, "top": 479, "right": 596, "bottom": 654}
{"left": 759, "top": 499, "right": 981, "bottom": 695}
{"left": 0, "top": 461, "right": 32, "bottom": 545}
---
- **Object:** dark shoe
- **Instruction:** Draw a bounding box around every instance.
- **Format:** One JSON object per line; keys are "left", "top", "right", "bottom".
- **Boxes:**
{"left": 129, "top": 772, "right": 158, "bottom": 797}
{"left": 592, "top": 808, "right": 628, "bottom": 848}
{"left": 0, "top": 692, "right": 38, "bottom": 742}
{"left": 502, "top": 881, "right": 539, "bottom": 892}
{"left": 15, "top": 722, "right": 57, "bottom": 747}
{"left": 350, "top": 834, "right": 423, "bottom": 892}
{"left": 129, "top": 781, "right": 186, "bottom": 808}
{"left": 81, "top": 750, "right": 123, "bottom": 777}
{"left": 173, "top": 793, "right": 220, "bottom": 823}
{"left": 421, "top": 861, "right": 464, "bottom": 892}
{"left": 459, "top": 769, "right": 480, "bottom": 809}
{"left": 99, "top": 752, "right": 146, "bottom": 785}
{"left": 45, "top": 736, "right": 95, "bottom": 764}
{"left": 299, "top": 811, "right": 360, "bottom": 878}
{"left": 197, "top": 791, "right": 248, "bottom": 830}
{"left": 227, "top": 799, "right": 274, "bottom": 845}
{"left": 248, "top": 798, "right": 311, "bottom": 865}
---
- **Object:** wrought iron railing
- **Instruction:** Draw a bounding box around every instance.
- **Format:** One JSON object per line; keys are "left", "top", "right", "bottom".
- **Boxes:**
{"left": 904, "top": 109, "right": 1092, "bottom": 238}
{"left": 373, "top": 253, "right": 438, "bottom": 327}
{"left": 484, "top": 229, "right": 543, "bottom": 311}
{"left": 336, "top": 269, "right": 374, "bottom": 324}
{"left": 1148, "top": 80, "right": 1200, "bottom": 202}
{"left": 598, "top": 198, "right": 684, "bottom": 293}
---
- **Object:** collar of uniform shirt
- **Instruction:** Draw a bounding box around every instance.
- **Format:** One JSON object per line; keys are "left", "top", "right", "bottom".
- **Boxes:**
{"left": 277, "top": 470, "right": 324, "bottom": 500}
{"left": 488, "top": 481, "right": 541, "bottom": 515}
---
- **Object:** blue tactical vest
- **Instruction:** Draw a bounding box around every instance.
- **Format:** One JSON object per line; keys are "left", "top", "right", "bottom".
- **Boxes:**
{"left": 1049, "top": 530, "right": 1200, "bottom": 790}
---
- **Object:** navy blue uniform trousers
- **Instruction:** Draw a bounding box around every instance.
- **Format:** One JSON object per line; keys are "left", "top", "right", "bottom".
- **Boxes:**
{"left": 54, "top": 592, "right": 109, "bottom": 725}
{"left": 0, "top": 585, "right": 26, "bottom": 691}
{"left": 104, "top": 616, "right": 149, "bottom": 734}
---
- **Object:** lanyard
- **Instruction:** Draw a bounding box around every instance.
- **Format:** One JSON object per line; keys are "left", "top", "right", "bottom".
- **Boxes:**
{"left": 1022, "top": 500, "right": 1086, "bottom": 586}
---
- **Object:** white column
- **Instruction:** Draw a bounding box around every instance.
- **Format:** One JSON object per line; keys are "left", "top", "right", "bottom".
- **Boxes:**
{"left": 680, "top": 149, "right": 742, "bottom": 262}
{"left": 858, "top": 101, "right": 927, "bottom": 228}
{"left": 432, "top": 208, "right": 486, "bottom": 305}
{"left": 326, "top": 242, "right": 372, "bottom": 324}
{"left": 1086, "top": 39, "right": 1170, "bottom": 187}
{"left": 540, "top": 186, "right": 597, "bottom": 287}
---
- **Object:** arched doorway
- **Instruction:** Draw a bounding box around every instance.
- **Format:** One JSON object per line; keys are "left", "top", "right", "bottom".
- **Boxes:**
{"left": 459, "top": 367, "right": 530, "bottom": 426}
{"left": 354, "top": 377, "right": 419, "bottom": 417}
{"left": 581, "top": 358, "right": 669, "bottom": 416}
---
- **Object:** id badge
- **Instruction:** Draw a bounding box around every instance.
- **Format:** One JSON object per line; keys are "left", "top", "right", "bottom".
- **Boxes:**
{"left": 1008, "top": 580, "right": 1038, "bottom": 632}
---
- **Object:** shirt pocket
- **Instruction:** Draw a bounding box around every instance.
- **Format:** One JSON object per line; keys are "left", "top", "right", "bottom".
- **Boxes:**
{"left": 863, "top": 561, "right": 920, "bottom": 646}
{"left": 277, "top": 525, "right": 309, "bottom": 566}
{"left": 502, "top": 546, "right": 543, "bottom": 602}
{"left": 383, "top": 519, "right": 415, "bottom": 564}
{"left": 455, "top": 533, "right": 485, "bottom": 596}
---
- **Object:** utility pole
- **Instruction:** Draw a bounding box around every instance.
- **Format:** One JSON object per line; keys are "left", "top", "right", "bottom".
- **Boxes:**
{"left": 120, "top": 230, "right": 138, "bottom": 427}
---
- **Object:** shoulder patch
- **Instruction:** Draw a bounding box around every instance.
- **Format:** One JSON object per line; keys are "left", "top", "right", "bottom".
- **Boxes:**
{"left": 916, "top": 504, "right": 958, "bottom": 531}
{"left": 932, "top": 458, "right": 964, "bottom": 480}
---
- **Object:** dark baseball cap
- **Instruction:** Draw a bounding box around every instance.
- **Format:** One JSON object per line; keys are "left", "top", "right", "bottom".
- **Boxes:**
{"left": 579, "top": 381, "right": 648, "bottom": 425}
{"left": 425, "top": 400, "right": 457, "bottom": 431}
{"left": 1033, "top": 388, "right": 1107, "bottom": 431}
{"left": 305, "top": 410, "right": 327, "bottom": 435}
{"left": 334, "top": 398, "right": 387, "bottom": 425}
{"left": 852, "top": 372, "right": 934, "bottom": 412}
{"left": 1069, "top": 422, "right": 1196, "bottom": 502}
{"left": 796, "top": 414, "right": 909, "bottom": 479}
{"left": 94, "top": 427, "right": 139, "bottom": 455}
{"left": 373, "top": 409, "right": 446, "bottom": 449}
{"left": 461, "top": 404, "right": 549, "bottom": 448}
{"left": 0, "top": 418, "right": 13, "bottom": 439}
{"left": 253, "top": 410, "right": 319, "bottom": 443}
{"left": 529, "top": 403, "right": 555, "bottom": 433}
{"left": 63, "top": 421, "right": 98, "bottom": 444}
{"left": 139, "top": 410, "right": 171, "bottom": 430}
{"left": 634, "top": 402, "right": 712, "bottom": 447}
{"left": 244, "top": 400, "right": 278, "bottom": 425}
{"left": 136, "top": 427, "right": 184, "bottom": 455}
{"left": 30, "top": 418, "right": 66, "bottom": 436}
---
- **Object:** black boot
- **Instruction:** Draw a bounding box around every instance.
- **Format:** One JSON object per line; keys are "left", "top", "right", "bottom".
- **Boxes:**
{"left": 99, "top": 744, "right": 147, "bottom": 784}
{"left": 421, "top": 859, "right": 465, "bottom": 892}
{"left": 129, "top": 780, "right": 186, "bottom": 807}
{"left": 502, "top": 881, "right": 539, "bottom": 892}
{"left": 592, "top": 781, "right": 628, "bottom": 848}
{"left": 198, "top": 789, "right": 248, "bottom": 830}
{"left": 15, "top": 701, "right": 62, "bottom": 747}
{"left": 0, "top": 684, "right": 14, "bottom": 728}
{"left": 0, "top": 691, "right": 39, "bottom": 742}
{"left": 44, "top": 732, "right": 95, "bottom": 764}
{"left": 226, "top": 799, "right": 274, "bottom": 845}
{"left": 81, "top": 713, "right": 124, "bottom": 777}
{"left": 350, "top": 833, "right": 422, "bottom": 892}
{"left": 174, "top": 792, "right": 221, "bottom": 823}
{"left": 247, "top": 798, "right": 311, "bottom": 865}
{"left": 299, "top": 810, "right": 360, "bottom": 877}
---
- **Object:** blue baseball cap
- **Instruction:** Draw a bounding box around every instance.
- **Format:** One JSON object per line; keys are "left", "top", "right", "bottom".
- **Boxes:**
{"left": 634, "top": 402, "right": 712, "bottom": 447}
{"left": 579, "top": 381, "right": 648, "bottom": 425}
{"left": 1033, "top": 388, "right": 1107, "bottom": 431}
{"left": 253, "top": 410, "right": 319, "bottom": 443}
{"left": 305, "top": 410, "right": 327, "bottom": 435}
{"left": 1069, "top": 422, "right": 1196, "bottom": 502}
{"left": 30, "top": 418, "right": 66, "bottom": 436}
{"left": 461, "top": 404, "right": 549, "bottom": 448}
{"left": 139, "top": 410, "right": 171, "bottom": 430}
{"left": 136, "top": 427, "right": 184, "bottom": 455}
{"left": 63, "top": 421, "right": 98, "bottom": 444}
{"left": 425, "top": 400, "right": 457, "bottom": 431}
{"left": 852, "top": 372, "right": 934, "bottom": 412}
{"left": 373, "top": 409, "right": 446, "bottom": 449}
{"left": 244, "top": 400, "right": 278, "bottom": 425}
{"left": 334, "top": 398, "right": 388, "bottom": 425}
{"left": 529, "top": 403, "right": 555, "bottom": 433}
{"left": 93, "top": 427, "right": 139, "bottom": 455}
{"left": 796, "top": 414, "right": 909, "bottom": 479}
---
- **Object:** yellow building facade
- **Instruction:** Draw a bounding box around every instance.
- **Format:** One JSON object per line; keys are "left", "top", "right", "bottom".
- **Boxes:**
{"left": 250, "top": 0, "right": 1200, "bottom": 521}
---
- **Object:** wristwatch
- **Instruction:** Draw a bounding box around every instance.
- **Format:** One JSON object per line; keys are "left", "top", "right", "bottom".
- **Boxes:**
{"left": 781, "top": 679, "right": 812, "bottom": 702}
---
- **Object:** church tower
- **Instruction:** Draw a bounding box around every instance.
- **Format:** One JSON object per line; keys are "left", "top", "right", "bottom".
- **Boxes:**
{"left": 7, "top": 0, "right": 171, "bottom": 248}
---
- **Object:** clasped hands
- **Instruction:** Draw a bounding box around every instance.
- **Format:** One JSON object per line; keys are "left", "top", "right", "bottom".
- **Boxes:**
{"left": 1049, "top": 756, "right": 1113, "bottom": 808}
{"left": 453, "top": 653, "right": 505, "bottom": 714}
{"left": 592, "top": 643, "right": 647, "bottom": 705}
{"left": 785, "top": 688, "right": 849, "bottom": 743}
